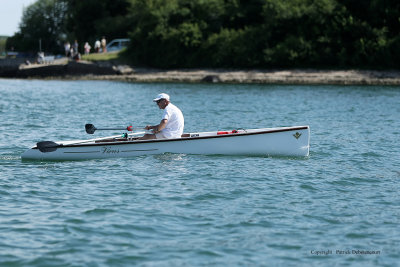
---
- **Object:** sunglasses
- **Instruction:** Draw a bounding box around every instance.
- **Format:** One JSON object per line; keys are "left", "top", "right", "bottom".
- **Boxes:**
{"left": 156, "top": 99, "right": 163, "bottom": 104}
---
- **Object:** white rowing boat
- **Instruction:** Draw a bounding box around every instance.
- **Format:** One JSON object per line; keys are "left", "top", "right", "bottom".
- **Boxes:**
{"left": 21, "top": 126, "right": 310, "bottom": 160}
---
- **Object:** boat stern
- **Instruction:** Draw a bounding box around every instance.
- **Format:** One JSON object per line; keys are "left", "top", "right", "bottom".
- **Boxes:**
{"left": 21, "top": 146, "right": 41, "bottom": 160}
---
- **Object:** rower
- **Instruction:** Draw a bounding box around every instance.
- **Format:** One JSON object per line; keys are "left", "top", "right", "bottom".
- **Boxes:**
{"left": 139, "top": 93, "right": 184, "bottom": 140}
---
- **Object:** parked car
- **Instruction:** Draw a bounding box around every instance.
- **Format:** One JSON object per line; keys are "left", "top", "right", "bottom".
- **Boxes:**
{"left": 106, "top": 38, "right": 130, "bottom": 52}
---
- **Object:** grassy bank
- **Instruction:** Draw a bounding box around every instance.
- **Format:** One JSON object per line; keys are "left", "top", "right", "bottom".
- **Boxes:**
{"left": 81, "top": 50, "right": 129, "bottom": 64}
{"left": 82, "top": 52, "right": 119, "bottom": 61}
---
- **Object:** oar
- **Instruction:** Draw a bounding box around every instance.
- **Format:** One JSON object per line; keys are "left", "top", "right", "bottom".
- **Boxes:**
{"left": 37, "top": 125, "right": 145, "bottom": 153}
{"left": 37, "top": 141, "right": 61, "bottom": 152}
{"left": 85, "top": 123, "right": 144, "bottom": 134}
{"left": 36, "top": 131, "right": 140, "bottom": 153}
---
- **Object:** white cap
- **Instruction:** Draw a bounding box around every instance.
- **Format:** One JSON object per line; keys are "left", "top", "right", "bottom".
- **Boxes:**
{"left": 153, "top": 93, "right": 170, "bottom": 102}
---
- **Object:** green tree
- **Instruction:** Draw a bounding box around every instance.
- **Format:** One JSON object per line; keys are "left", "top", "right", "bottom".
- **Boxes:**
{"left": 66, "top": 0, "right": 131, "bottom": 48}
{"left": 0, "top": 37, "right": 7, "bottom": 56}
{"left": 6, "top": 0, "right": 400, "bottom": 68}
{"left": 7, "top": 0, "right": 68, "bottom": 54}
{"left": 127, "top": 0, "right": 275, "bottom": 68}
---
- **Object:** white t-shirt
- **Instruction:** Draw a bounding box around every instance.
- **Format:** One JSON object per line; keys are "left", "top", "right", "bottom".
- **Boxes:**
{"left": 160, "top": 103, "right": 184, "bottom": 138}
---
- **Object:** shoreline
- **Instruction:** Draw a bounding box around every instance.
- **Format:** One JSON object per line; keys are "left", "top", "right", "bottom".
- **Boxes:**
{"left": 85, "top": 68, "right": 400, "bottom": 85}
{"left": 1, "top": 59, "right": 400, "bottom": 85}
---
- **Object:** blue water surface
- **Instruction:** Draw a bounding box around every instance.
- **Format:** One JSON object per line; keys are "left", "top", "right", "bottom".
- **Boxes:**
{"left": 0, "top": 79, "right": 399, "bottom": 266}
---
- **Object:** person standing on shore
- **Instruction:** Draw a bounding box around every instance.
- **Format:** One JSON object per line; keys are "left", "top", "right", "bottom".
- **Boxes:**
{"left": 139, "top": 93, "right": 184, "bottom": 140}
{"left": 73, "top": 40, "right": 79, "bottom": 54}
{"left": 84, "top": 42, "right": 91, "bottom": 54}
{"left": 64, "top": 41, "right": 70, "bottom": 57}
{"left": 101, "top": 36, "right": 107, "bottom": 53}
{"left": 71, "top": 40, "right": 80, "bottom": 60}
{"left": 94, "top": 39, "right": 101, "bottom": 53}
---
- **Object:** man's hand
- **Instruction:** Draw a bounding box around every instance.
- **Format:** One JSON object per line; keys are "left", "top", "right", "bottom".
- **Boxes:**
{"left": 145, "top": 119, "right": 167, "bottom": 134}
{"left": 145, "top": 125, "right": 159, "bottom": 133}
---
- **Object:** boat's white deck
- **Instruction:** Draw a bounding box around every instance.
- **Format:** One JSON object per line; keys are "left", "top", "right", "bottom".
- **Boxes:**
{"left": 54, "top": 127, "right": 297, "bottom": 146}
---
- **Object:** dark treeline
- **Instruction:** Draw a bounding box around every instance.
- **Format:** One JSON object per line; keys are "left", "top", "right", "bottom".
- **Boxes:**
{"left": 6, "top": 0, "right": 400, "bottom": 69}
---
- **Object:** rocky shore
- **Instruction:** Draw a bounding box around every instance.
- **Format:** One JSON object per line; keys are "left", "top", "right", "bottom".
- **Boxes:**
{"left": 1, "top": 58, "right": 400, "bottom": 85}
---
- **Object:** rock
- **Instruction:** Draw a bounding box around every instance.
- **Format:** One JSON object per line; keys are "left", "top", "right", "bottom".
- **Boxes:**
{"left": 201, "top": 75, "right": 221, "bottom": 83}
{"left": 113, "top": 65, "right": 134, "bottom": 75}
{"left": 66, "top": 61, "right": 116, "bottom": 75}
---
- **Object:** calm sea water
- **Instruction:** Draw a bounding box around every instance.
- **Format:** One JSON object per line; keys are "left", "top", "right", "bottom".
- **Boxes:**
{"left": 1, "top": 79, "right": 399, "bottom": 266}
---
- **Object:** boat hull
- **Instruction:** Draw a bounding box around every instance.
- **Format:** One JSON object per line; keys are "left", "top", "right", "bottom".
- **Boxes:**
{"left": 21, "top": 126, "right": 310, "bottom": 160}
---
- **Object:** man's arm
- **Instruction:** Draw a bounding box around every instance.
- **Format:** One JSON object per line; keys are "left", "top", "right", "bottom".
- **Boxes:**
{"left": 145, "top": 119, "right": 168, "bottom": 133}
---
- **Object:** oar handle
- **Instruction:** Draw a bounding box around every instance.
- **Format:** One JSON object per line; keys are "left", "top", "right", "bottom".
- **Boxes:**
{"left": 85, "top": 124, "right": 145, "bottom": 134}
{"left": 126, "top": 126, "right": 146, "bottom": 131}
{"left": 96, "top": 127, "right": 129, "bottom": 131}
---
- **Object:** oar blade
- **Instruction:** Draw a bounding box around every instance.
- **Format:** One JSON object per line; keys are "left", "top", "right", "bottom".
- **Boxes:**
{"left": 37, "top": 141, "right": 60, "bottom": 152}
{"left": 85, "top": 124, "right": 96, "bottom": 134}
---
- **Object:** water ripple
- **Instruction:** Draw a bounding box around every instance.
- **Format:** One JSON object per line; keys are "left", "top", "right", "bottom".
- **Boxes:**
{"left": 0, "top": 80, "right": 399, "bottom": 266}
